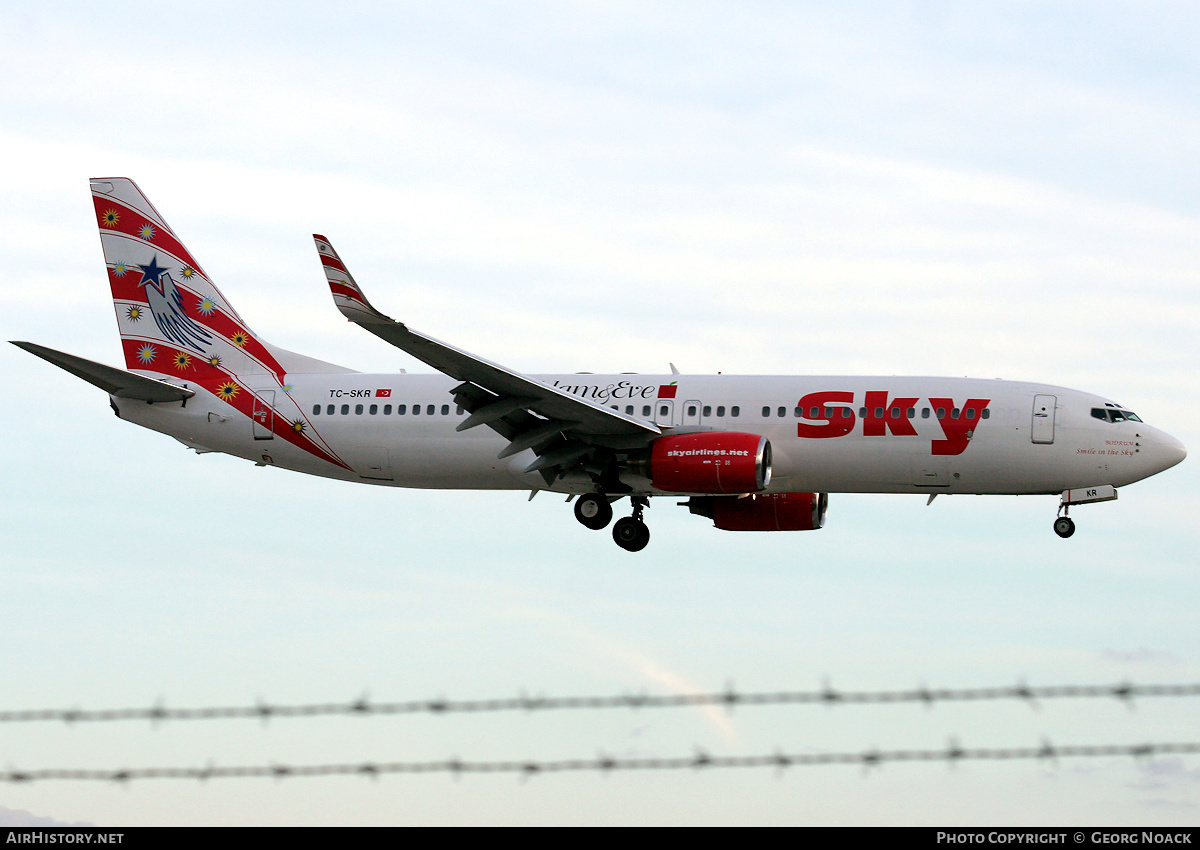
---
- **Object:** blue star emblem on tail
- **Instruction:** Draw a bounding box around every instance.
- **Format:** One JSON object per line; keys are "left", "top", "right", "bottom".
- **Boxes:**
{"left": 137, "top": 255, "right": 213, "bottom": 353}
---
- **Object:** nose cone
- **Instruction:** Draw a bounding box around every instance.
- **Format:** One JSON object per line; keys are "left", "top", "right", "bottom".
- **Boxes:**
{"left": 1150, "top": 430, "right": 1187, "bottom": 474}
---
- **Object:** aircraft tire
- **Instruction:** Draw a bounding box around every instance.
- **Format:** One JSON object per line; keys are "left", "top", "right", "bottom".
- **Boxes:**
{"left": 575, "top": 494, "right": 613, "bottom": 530}
{"left": 612, "top": 517, "right": 650, "bottom": 552}
{"left": 1053, "top": 516, "right": 1076, "bottom": 538}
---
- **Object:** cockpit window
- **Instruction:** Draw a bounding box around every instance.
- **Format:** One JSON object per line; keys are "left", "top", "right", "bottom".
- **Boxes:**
{"left": 1091, "top": 407, "right": 1143, "bottom": 423}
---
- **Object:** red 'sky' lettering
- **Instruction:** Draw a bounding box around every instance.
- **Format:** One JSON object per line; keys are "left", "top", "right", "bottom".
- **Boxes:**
{"left": 862, "top": 391, "right": 918, "bottom": 437}
{"left": 929, "top": 397, "right": 991, "bottom": 456}
{"left": 796, "top": 391, "right": 856, "bottom": 438}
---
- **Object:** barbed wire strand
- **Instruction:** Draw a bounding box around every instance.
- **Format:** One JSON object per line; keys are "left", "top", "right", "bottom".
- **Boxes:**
{"left": 2, "top": 682, "right": 1196, "bottom": 725}
{"left": 4, "top": 741, "right": 1197, "bottom": 783}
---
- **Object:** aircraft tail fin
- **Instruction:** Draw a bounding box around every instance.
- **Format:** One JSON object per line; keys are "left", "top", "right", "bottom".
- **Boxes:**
{"left": 91, "top": 178, "right": 348, "bottom": 379}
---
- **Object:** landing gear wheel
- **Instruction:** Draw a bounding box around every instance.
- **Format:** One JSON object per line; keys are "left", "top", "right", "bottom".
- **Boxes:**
{"left": 1053, "top": 516, "right": 1076, "bottom": 538}
{"left": 612, "top": 517, "right": 651, "bottom": 552}
{"left": 574, "top": 494, "right": 613, "bottom": 530}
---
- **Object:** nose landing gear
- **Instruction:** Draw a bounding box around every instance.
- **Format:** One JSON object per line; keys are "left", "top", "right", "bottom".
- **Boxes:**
{"left": 1053, "top": 485, "right": 1117, "bottom": 538}
{"left": 612, "top": 497, "right": 650, "bottom": 552}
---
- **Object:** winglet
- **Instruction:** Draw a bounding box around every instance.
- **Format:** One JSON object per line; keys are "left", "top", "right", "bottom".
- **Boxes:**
{"left": 313, "top": 235, "right": 392, "bottom": 324}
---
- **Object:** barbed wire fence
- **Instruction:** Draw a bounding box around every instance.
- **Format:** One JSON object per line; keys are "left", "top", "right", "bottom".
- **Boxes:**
{"left": 5, "top": 742, "right": 1200, "bottom": 784}
{"left": 2, "top": 681, "right": 1196, "bottom": 725}
{"left": 3, "top": 681, "right": 1198, "bottom": 783}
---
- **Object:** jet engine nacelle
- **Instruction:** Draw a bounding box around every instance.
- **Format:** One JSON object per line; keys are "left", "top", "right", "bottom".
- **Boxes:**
{"left": 686, "top": 492, "right": 828, "bottom": 531}
{"left": 643, "top": 431, "right": 771, "bottom": 494}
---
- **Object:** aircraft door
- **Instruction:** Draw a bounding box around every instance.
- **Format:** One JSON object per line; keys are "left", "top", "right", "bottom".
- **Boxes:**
{"left": 682, "top": 400, "right": 702, "bottom": 426}
{"left": 353, "top": 447, "right": 393, "bottom": 481}
{"left": 252, "top": 391, "right": 275, "bottom": 440}
{"left": 1031, "top": 394, "right": 1056, "bottom": 445}
{"left": 655, "top": 399, "right": 674, "bottom": 426}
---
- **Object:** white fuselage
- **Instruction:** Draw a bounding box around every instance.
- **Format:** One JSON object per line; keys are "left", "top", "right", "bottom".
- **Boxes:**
{"left": 116, "top": 372, "right": 1186, "bottom": 497}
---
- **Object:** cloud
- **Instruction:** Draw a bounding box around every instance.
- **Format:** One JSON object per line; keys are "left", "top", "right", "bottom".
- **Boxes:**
{"left": 0, "top": 806, "right": 93, "bottom": 827}
{"left": 1101, "top": 648, "right": 1181, "bottom": 664}
{"left": 1128, "top": 757, "right": 1200, "bottom": 806}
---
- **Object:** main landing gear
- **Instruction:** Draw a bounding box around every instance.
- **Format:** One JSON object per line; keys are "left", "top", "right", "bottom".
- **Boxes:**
{"left": 611, "top": 497, "right": 650, "bottom": 552}
{"left": 573, "top": 494, "right": 651, "bottom": 552}
{"left": 573, "top": 494, "right": 613, "bottom": 530}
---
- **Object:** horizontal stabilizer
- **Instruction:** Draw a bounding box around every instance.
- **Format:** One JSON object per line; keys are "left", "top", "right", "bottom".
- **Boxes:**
{"left": 11, "top": 341, "right": 196, "bottom": 403}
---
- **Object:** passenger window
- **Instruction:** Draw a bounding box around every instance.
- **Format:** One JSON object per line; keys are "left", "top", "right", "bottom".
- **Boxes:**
{"left": 660, "top": 405, "right": 669, "bottom": 417}
{"left": 809, "top": 406, "right": 819, "bottom": 418}
{"left": 777, "top": 406, "right": 786, "bottom": 418}
{"left": 951, "top": 408, "right": 960, "bottom": 419}
{"left": 762, "top": 406, "right": 770, "bottom": 417}
{"left": 687, "top": 405, "right": 697, "bottom": 416}
{"left": 413, "top": 405, "right": 420, "bottom": 415}
{"left": 625, "top": 405, "right": 634, "bottom": 415}
{"left": 874, "top": 407, "right": 883, "bottom": 418}
{"left": 731, "top": 406, "right": 740, "bottom": 417}
{"left": 355, "top": 404, "right": 363, "bottom": 415}
{"left": 859, "top": 407, "right": 867, "bottom": 418}
{"left": 457, "top": 405, "right": 465, "bottom": 414}
{"left": 642, "top": 405, "right": 651, "bottom": 417}
{"left": 427, "top": 405, "right": 435, "bottom": 415}
{"left": 703, "top": 405, "right": 711, "bottom": 417}
{"left": 397, "top": 404, "right": 406, "bottom": 415}
{"left": 369, "top": 404, "right": 378, "bottom": 415}
{"left": 441, "top": 404, "right": 449, "bottom": 415}
{"left": 717, "top": 406, "right": 725, "bottom": 417}
{"left": 966, "top": 408, "right": 976, "bottom": 420}
{"left": 824, "top": 407, "right": 833, "bottom": 417}
{"left": 981, "top": 408, "right": 990, "bottom": 419}
{"left": 922, "top": 408, "right": 930, "bottom": 419}
{"left": 936, "top": 408, "right": 945, "bottom": 419}
{"left": 890, "top": 407, "right": 900, "bottom": 419}
{"left": 907, "top": 408, "right": 915, "bottom": 419}
{"left": 384, "top": 404, "right": 392, "bottom": 415}
{"left": 793, "top": 407, "right": 802, "bottom": 418}
{"left": 341, "top": 404, "right": 349, "bottom": 415}
{"left": 312, "top": 404, "right": 321, "bottom": 415}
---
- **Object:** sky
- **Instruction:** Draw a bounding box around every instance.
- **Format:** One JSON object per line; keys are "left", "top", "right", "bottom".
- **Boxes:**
{"left": 1, "top": 0, "right": 1199, "bottom": 826}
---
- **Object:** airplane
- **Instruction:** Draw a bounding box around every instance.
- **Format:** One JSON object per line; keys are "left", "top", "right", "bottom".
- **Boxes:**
{"left": 12, "top": 178, "right": 1187, "bottom": 552}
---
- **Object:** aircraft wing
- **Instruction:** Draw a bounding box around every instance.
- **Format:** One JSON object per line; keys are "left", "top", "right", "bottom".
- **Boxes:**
{"left": 313, "top": 236, "right": 661, "bottom": 483}
{"left": 11, "top": 341, "right": 196, "bottom": 403}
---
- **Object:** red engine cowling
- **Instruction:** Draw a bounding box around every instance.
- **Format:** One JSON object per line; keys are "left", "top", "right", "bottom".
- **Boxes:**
{"left": 687, "top": 492, "right": 828, "bottom": 531}
{"left": 647, "top": 432, "right": 771, "bottom": 494}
